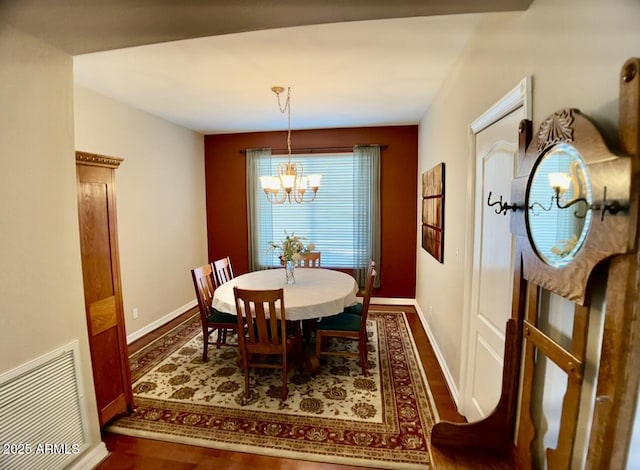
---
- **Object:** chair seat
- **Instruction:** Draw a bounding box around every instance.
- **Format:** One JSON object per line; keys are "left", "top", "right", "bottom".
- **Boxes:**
{"left": 206, "top": 308, "right": 237, "bottom": 324}
{"left": 343, "top": 302, "right": 363, "bottom": 316}
{"left": 317, "top": 312, "right": 361, "bottom": 332}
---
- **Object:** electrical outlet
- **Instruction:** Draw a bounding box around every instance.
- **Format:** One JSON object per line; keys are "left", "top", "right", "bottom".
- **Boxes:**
{"left": 133, "top": 308, "right": 139, "bottom": 319}
{"left": 429, "top": 305, "right": 433, "bottom": 316}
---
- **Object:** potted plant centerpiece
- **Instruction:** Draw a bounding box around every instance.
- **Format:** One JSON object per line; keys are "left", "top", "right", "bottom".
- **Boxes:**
{"left": 268, "top": 231, "right": 315, "bottom": 284}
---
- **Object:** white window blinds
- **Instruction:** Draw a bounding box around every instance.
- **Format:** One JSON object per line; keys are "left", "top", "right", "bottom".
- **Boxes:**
{"left": 247, "top": 148, "right": 380, "bottom": 277}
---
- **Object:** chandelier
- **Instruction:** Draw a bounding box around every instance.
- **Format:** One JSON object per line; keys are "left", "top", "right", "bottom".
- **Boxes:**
{"left": 259, "top": 86, "right": 321, "bottom": 204}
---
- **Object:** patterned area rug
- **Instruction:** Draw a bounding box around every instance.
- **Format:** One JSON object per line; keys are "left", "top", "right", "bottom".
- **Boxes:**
{"left": 108, "top": 311, "right": 437, "bottom": 469}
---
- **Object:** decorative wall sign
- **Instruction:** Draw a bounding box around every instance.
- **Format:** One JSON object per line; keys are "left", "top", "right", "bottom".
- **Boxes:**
{"left": 421, "top": 162, "right": 445, "bottom": 263}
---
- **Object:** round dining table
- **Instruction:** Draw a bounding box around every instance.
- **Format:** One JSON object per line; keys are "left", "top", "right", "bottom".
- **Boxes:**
{"left": 212, "top": 268, "right": 358, "bottom": 321}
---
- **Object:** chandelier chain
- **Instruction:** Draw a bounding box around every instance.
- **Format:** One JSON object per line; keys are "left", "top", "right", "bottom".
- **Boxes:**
{"left": 275, "top": 87, "right": 292, "bottom": 162}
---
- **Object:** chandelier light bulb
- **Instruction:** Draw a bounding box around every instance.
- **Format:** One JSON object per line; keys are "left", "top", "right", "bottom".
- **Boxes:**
{"left": 308, "top": 174, "right": 322, "bottom": 190}
{"left": 281, "top": 173, "right": 295, "bottom": 190}
{"left": 549, "top": 172, "right": 571, "bottom": 193}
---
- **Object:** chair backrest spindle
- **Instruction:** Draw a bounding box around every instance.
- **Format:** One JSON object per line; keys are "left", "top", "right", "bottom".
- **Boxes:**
{"left": 214, "top": 256, "right": 235, "bottom": 286}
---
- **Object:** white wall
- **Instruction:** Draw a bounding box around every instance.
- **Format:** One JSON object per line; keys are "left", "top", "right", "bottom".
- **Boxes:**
{"left": 74, "top": 86, "right": 208, "bottom": 339}
{"left": 0, "top": 23, "right": 103, "bottom": 463}
{"left": 416, "top": 0, "right": 640, "bottom": 465}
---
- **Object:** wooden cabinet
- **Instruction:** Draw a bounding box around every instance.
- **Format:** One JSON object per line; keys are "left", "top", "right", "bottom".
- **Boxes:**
{"left": 76, "top": 151, "right": 132, "bottom": 426}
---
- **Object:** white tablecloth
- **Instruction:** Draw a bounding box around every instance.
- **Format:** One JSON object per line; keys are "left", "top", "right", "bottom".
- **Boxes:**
{"left": 212, "top": 268, "right": 358, "bottom": 321}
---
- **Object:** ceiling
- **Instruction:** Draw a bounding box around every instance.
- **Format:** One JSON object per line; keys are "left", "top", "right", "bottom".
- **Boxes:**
{"left": 3, "top": 0, "right": 533, "bottom": 134}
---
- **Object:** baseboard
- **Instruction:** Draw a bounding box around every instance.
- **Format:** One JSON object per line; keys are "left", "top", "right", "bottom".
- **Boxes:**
{"left": 69, "top": 442, "right": 108, "bottom": 470}
{"left": 413, "top": 302, "right": 461, "bottom": 409}
{"left": 126, "top": 300, "right": 198, "bottom": 345}
{"left": 371, "top": 297, "right": 418, "bottom": 306}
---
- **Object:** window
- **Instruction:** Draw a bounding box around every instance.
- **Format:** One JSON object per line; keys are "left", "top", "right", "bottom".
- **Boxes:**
{"left": 247, "top": 146, "right": 380, "bottom": 283}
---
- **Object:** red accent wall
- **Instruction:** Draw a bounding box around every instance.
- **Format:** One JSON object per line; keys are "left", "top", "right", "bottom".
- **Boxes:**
{"left": 204, "top": 126, "right": 418, "bottom": 298}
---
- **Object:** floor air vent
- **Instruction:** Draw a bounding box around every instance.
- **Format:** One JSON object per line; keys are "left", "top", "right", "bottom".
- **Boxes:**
{"left": 0, "top": 341, "right": 90, "bottom": 470}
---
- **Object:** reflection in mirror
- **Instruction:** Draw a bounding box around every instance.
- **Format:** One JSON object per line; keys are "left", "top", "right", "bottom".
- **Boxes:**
{"left": 527, "top": 143, "right": 592, "bottom": 268}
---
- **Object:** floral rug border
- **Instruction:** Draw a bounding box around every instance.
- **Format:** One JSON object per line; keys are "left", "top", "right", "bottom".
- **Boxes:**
{"left": 109, "top": 311, "right": 437, "bottom": 469}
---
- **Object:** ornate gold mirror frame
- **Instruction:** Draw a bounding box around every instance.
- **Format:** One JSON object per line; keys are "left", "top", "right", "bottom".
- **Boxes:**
{"left": 431, "top": 58, "right": 640, "bottom": 469}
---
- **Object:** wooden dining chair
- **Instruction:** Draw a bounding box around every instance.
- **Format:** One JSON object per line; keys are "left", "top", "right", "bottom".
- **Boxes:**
{"left": 191, "top": 263, "right": 238, "bottom": 362}
{"left": 315, "top": 267, "right": 376, "bottom": 375}
{"left": 233, "top": 287, "right": 302, "bottom": 403}
{"left": 296, "top": 252, "right": 321, "bottom": 268}
{"left": 213, "top": 256, "right": 234, "bottom": 285}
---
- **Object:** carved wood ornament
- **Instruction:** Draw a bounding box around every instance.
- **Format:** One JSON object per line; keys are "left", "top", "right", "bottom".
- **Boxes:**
{"left": 430, "top": 58, "right": 640, "bottom": 470}
{"left": 76, "top": 150, "right": 123, "bottom": 169}
{"left": 535, "top": 108, "right": 575, "bottom": 152}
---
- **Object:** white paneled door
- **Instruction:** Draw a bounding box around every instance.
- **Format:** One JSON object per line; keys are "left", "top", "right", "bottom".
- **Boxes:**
{"left": 461, "top": 80, "right": 529, "bottom": 421}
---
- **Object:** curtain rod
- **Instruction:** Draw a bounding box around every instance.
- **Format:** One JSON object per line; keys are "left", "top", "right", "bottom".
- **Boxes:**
{"left": 239, "top": 144, "right": 387, "bottom": 155}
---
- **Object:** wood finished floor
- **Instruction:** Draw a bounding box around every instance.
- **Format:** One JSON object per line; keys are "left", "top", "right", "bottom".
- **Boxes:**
{"left": 96, "top": 305, "right": 510, "bottom": 469}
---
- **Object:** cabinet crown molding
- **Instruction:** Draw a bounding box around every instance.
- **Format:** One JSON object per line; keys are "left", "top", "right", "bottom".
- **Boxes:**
{"left": 76, "top": 151, "right": 123, "bottom": 168}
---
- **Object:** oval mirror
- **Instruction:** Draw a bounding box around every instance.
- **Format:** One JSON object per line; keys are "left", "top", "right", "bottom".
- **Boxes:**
{"left": 526, "top": 142, "right": 593, "bottom": 268}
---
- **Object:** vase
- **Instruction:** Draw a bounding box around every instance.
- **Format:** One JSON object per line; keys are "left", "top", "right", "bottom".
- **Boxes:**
{"left": 285, "top": 259, "right": 296, "bottom": 285}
